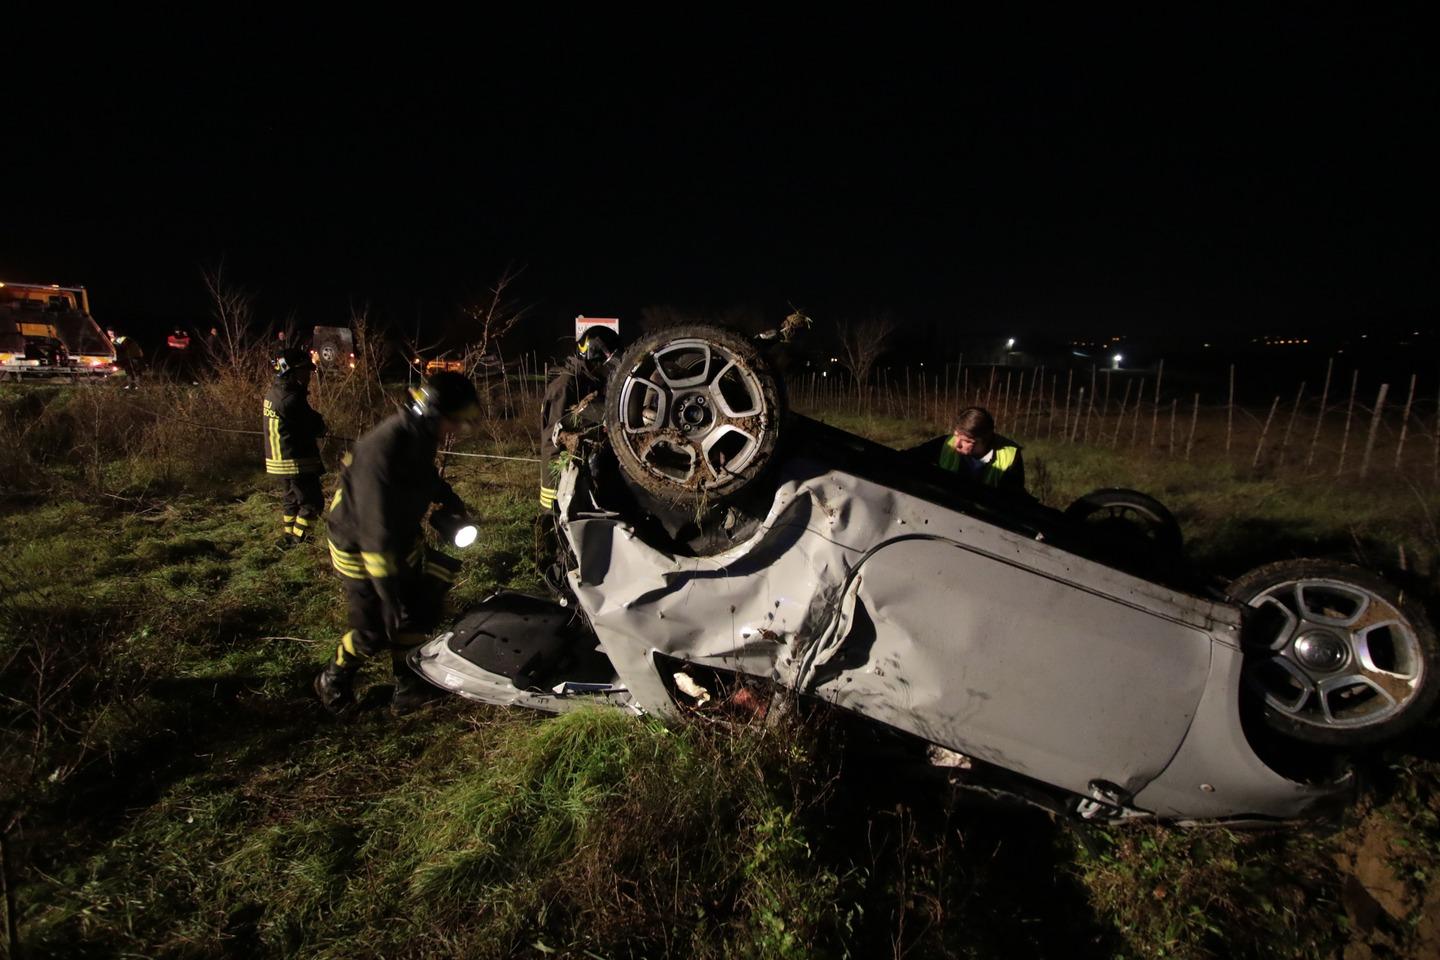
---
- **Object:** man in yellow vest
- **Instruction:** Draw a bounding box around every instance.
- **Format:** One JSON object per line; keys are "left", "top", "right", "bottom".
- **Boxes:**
{"left": 919, "top": 406, "right": 1026, "bottom": 495}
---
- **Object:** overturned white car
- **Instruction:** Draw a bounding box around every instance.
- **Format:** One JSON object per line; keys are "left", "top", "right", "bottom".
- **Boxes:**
{"left": 412, "top": 325, "right": 1438, "bottom": 824}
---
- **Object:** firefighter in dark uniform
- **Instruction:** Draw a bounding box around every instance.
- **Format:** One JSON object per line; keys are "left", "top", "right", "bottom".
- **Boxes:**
{"left": 538, "top": 325, "right": 619, "bottom": 508}
{"left": 263, "top": 347, "right": 327, "bottom": 548}
{"left": 314, "top": 372, "right": 480, "bottom": 716}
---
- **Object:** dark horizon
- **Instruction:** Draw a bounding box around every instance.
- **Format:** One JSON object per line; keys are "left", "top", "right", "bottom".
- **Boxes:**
{"left": 5, "top": 13, "right": 1436, "bottom": 355}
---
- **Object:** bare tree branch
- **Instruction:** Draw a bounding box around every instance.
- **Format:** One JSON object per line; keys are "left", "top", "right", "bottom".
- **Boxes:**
{"left": 834, "top": 314, "right": 898, "bottom": 397}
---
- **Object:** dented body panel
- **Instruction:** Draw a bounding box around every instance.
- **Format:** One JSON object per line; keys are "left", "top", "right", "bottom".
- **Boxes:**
{"left": 414, "top": 413, "right": 1350, "bottom": 822}
{"left": 551, "top": 444, "right": 1346, "bottom": 821}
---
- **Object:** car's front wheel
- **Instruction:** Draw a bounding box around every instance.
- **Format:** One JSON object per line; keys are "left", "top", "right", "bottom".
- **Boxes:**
{"left": 1232, "top": 559, "right": 1440, "bottom": 746}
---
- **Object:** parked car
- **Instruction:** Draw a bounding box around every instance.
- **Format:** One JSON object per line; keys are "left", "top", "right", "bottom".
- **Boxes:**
{"left": 411, "top": 325, "right": 1438, "bottom": 825}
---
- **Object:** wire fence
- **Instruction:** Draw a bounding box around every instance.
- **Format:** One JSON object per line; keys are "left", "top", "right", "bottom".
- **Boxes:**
{"left": 793, "top": 360, "right": 1440, "bottom": 487}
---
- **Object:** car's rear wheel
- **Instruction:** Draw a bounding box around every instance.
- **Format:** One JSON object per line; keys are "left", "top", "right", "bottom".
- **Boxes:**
{"left": 1063, "top": 488, "right": 1184, "bottom": 557}
{"left": 605, "top": 324, "right": 785, "bottom": 506}
{"left": 1231, "top": 559, "right": 1440, "bottom": 746}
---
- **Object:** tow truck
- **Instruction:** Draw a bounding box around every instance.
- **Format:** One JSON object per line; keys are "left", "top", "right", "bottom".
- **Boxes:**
{"left": 0, "top": 281, "right": 117, "bottom": 380}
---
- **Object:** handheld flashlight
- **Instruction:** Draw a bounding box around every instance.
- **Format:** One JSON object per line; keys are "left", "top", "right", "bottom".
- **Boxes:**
{"left": 430, "top": 510, "right": 478, "bottom": 549}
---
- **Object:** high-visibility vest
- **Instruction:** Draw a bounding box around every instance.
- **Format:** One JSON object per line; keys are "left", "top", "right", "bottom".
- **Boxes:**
{"left": 938, "top": 436, "right": 1019, "bottom": 488}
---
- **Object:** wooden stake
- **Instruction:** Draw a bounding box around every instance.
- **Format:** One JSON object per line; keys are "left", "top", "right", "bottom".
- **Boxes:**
{"left": 1131, "top": 378, "right": 1145, "bottom": 446}
{"left": 1359, "top": 382, "right": 1390, "bottom": 480}
{"left": 1168, "top": 397, "right": 1178, "bottom": 457}
{"left": 1279, "top": 381, "right": 1305, "bottom": 467}
{"left": 1433, "top": 380, "right": 1440, "bottom": 486}
{"left": 1307, "top": 357, "right": 1334, "bottom": 469}
{"left": 1062, "top": 369, "right": 1074, "bottom": 442}
{"left": 1149, "top": 359, "right": 1165, "bottom": 449}
{"left": 1048, "top": 374, "right": 1058, "bottom": 440}
{"left": 1395, "top": 373, "right": 1417, "bottom": 470}
{"left": 1084, "top": 365, "right": 1097, "bottom": 444}
{"left": 1113, "top": 379, "right": 1133, "bottom": 448}
{"left": 1024, "top": 368, "right": 1037, "bottom": 435}
{"left": 1185, "top": 393, "right": 1199, "bottom": 461}
{"left": 1071, "top": 388, "right": 1085, "bottom": 442}
{"left": 1226, "top": 364, "right": 1235, "bottom": 455}
{"left": 1337, "top": 370, "right": 1359, "bottom": 476}
{"left": 1253, "top": 395, "right": 1280, "bottom": 467}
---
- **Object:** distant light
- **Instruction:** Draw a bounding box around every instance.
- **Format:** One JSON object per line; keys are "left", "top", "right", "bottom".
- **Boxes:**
{"left": 1112, "top": 353, "right": 1123, "bottom": 368}
{"left": 822, "top": 371, "right": 828, "bottom": 378}
{"left": 1204, "top": 343, "right": 1211, "bottom": 348}
{"left": 830, "top": 357, "right": 839, "bottom": 362}
{"left": 1006, "top": 338, "right": 1016, "bottom": 349}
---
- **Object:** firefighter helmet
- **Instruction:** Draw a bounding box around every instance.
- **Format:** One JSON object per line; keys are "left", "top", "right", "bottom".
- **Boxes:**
{"left": 408, "top": 371, "right": 481, "bottom": 422}
{"left": 274, "top": 347, "right": 315, "bottom": 377}
{"left": 577, "top": 325, "right": 619, "bottom": 362}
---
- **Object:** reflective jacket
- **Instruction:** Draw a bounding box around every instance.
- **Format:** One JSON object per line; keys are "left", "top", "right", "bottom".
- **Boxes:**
{"left": 262, "top": 377, "right": 326, "bottom": 476}
{"left": 911, "top": 432, "right": 1026, "bottom": 494}
{"left": 326, "top": 409, "right": 465, "bottom": 584}
{"left": 539, "top": 355, "right": 611, "bottom": 507}
{"left": 936, "top": 433, "right": 1025, "bottom": 493}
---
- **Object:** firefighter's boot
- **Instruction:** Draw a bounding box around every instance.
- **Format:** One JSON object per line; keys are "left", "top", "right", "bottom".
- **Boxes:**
{"left": 313, "top": 660, "right": 358, "bottom": 715}
{"left": 390, "top": 661, "right": 444, "bottom": 717}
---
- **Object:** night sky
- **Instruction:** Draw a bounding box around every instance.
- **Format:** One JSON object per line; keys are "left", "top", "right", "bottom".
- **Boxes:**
{"left": 5, "top": 12, "right": 1435, "bottom": 353}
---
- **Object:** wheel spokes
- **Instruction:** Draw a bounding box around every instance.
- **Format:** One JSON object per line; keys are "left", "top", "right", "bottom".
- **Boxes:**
{"left": 708, "top": 360, "right": 763, "bottom": 418}
{"left": 1294, "top": 580, "right": 1370, "bottom": 627}
{"left": 651, "top": 341, "right": 713, "bottom": 389}
{"left": 619, "top": 377, "right": 668, "bottom": 435}
{"left": 1249, "top": 576, "right": 1426, "bottom": 728}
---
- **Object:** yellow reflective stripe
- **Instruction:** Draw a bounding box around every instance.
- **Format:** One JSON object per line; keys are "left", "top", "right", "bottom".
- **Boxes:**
{"left": 293, "top": 516, "right": 314, "bottom": 528}
{"left": 423, "top": 562, "right": 457, "bottom": 583}
{"left": 266, "top": 457, "right": 322, "bottom": 471}
{"left": 983, "top": 446, "right": 1018, "bottom": 487}
{"left": 539, "top": 485, "right": 557, "bottom": 507}
{"left": 362, "top": 552, "right": 399, "bottom": 578}
{"left": 283, "top": 514, "right": 297, "bottom": 523}
{"left": 336, "top": 630, "right": 359, "bottom": 666}
{"left": 266, "top": 405, "right": 281, "bottom": 461}
{"left": 330, "top": 489, "right": 343, "bottom": 510}
{"left": 328, "top": 542, "right": 367, "bottom": 578}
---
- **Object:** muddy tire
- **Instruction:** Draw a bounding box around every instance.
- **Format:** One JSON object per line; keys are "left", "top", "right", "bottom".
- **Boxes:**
{"left": 1231, "top": 559, "right": 1440, "bottom": 747}
{"left": 605, "top": 324, "right": 785, "bottom": 506}
{"left": 1063, "top": 488, "right": 1184, "bottom": 557}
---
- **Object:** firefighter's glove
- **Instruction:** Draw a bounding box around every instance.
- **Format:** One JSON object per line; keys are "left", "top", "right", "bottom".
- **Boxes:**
{"left": 373, "top": 576, "right": 410, "bottom": 639}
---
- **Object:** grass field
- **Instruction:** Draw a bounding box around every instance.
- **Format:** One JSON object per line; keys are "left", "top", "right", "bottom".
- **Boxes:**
{"left": 2, "top": 383, "right": 1439, "bottom": 959}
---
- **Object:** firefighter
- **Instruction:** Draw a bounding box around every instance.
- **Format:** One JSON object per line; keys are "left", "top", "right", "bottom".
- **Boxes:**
{"left": 109, "top": 329, "right": 145, "bottom": 384}
{"left": 539, "top": 324, "right": 619, "bottom": 508}
{"left": 263, "top": 347, "right": 327, "bottom": 548}
{"left": 314, "top": 372, "right": 480, "bottom": 717}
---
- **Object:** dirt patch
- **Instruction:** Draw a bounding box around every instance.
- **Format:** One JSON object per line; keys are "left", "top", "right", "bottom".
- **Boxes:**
{"left": 1333, "top": 807, "right": 1439, "bottom": 959}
